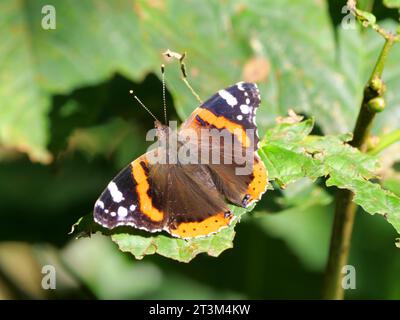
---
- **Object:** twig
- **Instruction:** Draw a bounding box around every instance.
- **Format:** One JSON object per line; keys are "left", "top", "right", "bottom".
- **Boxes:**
{"left": 347, "top": 0, "right": 400, "bottom": 42}
{"left": 323, "top": 2, "right": 398, "bottom": 299}
{"left": 350, "top": 38, "right": 393, "bottom": 151}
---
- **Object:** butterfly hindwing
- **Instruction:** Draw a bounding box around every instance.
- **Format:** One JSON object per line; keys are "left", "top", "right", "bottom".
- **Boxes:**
{"left": 148, "top": 162, "right": 235, "bottom": 238}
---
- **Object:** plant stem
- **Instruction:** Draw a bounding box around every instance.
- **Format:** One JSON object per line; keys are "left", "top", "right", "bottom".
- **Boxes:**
{"left": 323, "top": 189, "right": 357, "bottom": 299}
{"left": 368, "top": 38, "right": 394, "bottom": 81}
{"left": 322, "top": 37, "right": 394, "bottom": 300}
{"left": 351, "top": 39, "right": 393, "bottom": 151}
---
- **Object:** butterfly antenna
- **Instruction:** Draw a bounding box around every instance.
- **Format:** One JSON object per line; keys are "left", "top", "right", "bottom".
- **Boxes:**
{"left": 163, "top": 49, "right": 203, "bottom": 104}
{"left": 129, "top": 90, "right": 159, "bottom": 122}
{"left": 179, "top": 52, "right": 203, "bottom": 104}
{"left": 161, "top": 64, "right": 168, "bottom": 125}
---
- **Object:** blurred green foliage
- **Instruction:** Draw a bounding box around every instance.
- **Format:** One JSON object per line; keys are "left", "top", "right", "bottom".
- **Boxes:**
{"left": 0, "top": 0, "right": 399, "bottom": 299}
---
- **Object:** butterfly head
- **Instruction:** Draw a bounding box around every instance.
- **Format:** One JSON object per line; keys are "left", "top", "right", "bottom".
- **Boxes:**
{"left": 155, "top": 120, "right": 170, "bottom": 140}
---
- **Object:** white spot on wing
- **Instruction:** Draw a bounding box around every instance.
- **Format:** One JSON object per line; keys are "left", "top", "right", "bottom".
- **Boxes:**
{"left": 218, "top": 90, "right": 237, "bottom": 107}
{"left": 95, "top": 200, "right": 104, "bottom": 209}
{"left": 118, "top": 206, "right": 128, "bottom": 217}
{"left": 237, "top": 115, "right": 243, "bottom": 121}
{"left": 108, "top": 182, "right": 124, "bottom": 203}
{"left": 240, "top": 104, "right": 250, "bottom": 114}
{"left": 129, "top": 204, "right": 136, "bottom": 211}
{"left": 105, "top": 209, "right": 109, "bottom": 213}
{"left": 110, "top": 211, "right": 116, "bottom": 217}
{"left": 246, "top": 98, "right": 250, "bottom": 104}
{"left": 236, "top": 82, "right": 245, "bottom": 91}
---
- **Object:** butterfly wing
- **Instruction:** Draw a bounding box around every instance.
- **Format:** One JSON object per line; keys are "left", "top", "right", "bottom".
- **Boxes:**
{"left": 94, "top": 153, "right": 167, "bottom": 233}
{"left": 148, "top": 162, "right": 234, "bottom": 238}
{"left": 182, "top": 81, "right": 261, "bottom": 145}
{"left": 181, "top": 82, "right": 268, "bottom": 207}
{"left": 94, "top": 151, "right": 234, "bottom": 238}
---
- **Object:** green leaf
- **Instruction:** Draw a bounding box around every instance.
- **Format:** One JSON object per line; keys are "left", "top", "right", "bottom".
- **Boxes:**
{"left": 0, "top": 1, "right": 51, "bottom": 163}
{"left": 382, "top": 176, "right": 400, "bottom": 197}
{"left": 3, "top": 0, "right": 382, "bottom": 161}
{"left": 3, "top": 0, "right": 400, "bottom": 167}
{"left": 72, "top": 206, "right": 248, "bottom": 263}
{"left": 260, "top": 120, "right": 400, "bottom": 236}
{"left": 0, "top": 0, "right": 152, "bottom": 163}
{"left": 355, "top": 9, "right": 377, "bottom": 26}
{"left": 136, "top": 0, "right": 360, "bottom": 134}
{"left": 111, "top": 229, "right": 235, "bottom": 263}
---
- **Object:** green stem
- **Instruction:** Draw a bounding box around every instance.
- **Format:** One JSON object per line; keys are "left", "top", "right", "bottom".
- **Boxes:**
{"left": 351, "top": 39, "right": 393, "bottom": 150}
{"left": 323, "top": 190, "right": 357, "bottom": 300}
{"left": 350, "top": 100, "right": 377, "bottom": 151}
{"left": 369, "top": 39, "right": 394, "bottom": 82}
{"left": 322, "top": 36, "right": 394, "bottom": 300}
{"left": 368, "top": 129, "right": 400, "bottom": 155}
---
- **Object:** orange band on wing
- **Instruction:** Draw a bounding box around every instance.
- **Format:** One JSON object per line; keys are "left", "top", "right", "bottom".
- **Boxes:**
{"left": 246, "top": 158, "right": 268, "bottom": 203}
{"left": 131, "top": 160, "right": 164, "bottom": 222}
{"left": 195, "top": 109, "right": 251, "bottom": 148}
{"left": 169, "top": 212, "right": 233, "bottom": 238}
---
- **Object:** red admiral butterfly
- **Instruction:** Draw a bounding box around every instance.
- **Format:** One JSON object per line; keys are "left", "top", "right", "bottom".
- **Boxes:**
{"left": 94, "top": 81, "right": 267, "bottom": 239}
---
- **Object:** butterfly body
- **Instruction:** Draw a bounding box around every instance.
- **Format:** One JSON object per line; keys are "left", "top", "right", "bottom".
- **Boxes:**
{"left": 94, "top": 82, "right": 267, "bottom": 239}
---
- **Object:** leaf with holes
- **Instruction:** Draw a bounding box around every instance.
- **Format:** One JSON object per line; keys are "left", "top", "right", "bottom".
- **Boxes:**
{"left": 259, "top": 119, "right": 400, "bottom": 240}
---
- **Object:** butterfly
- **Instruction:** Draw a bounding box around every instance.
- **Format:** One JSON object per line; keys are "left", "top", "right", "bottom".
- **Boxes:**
{"left": 93, "top": 82, "right": 267, "bottom": 239}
